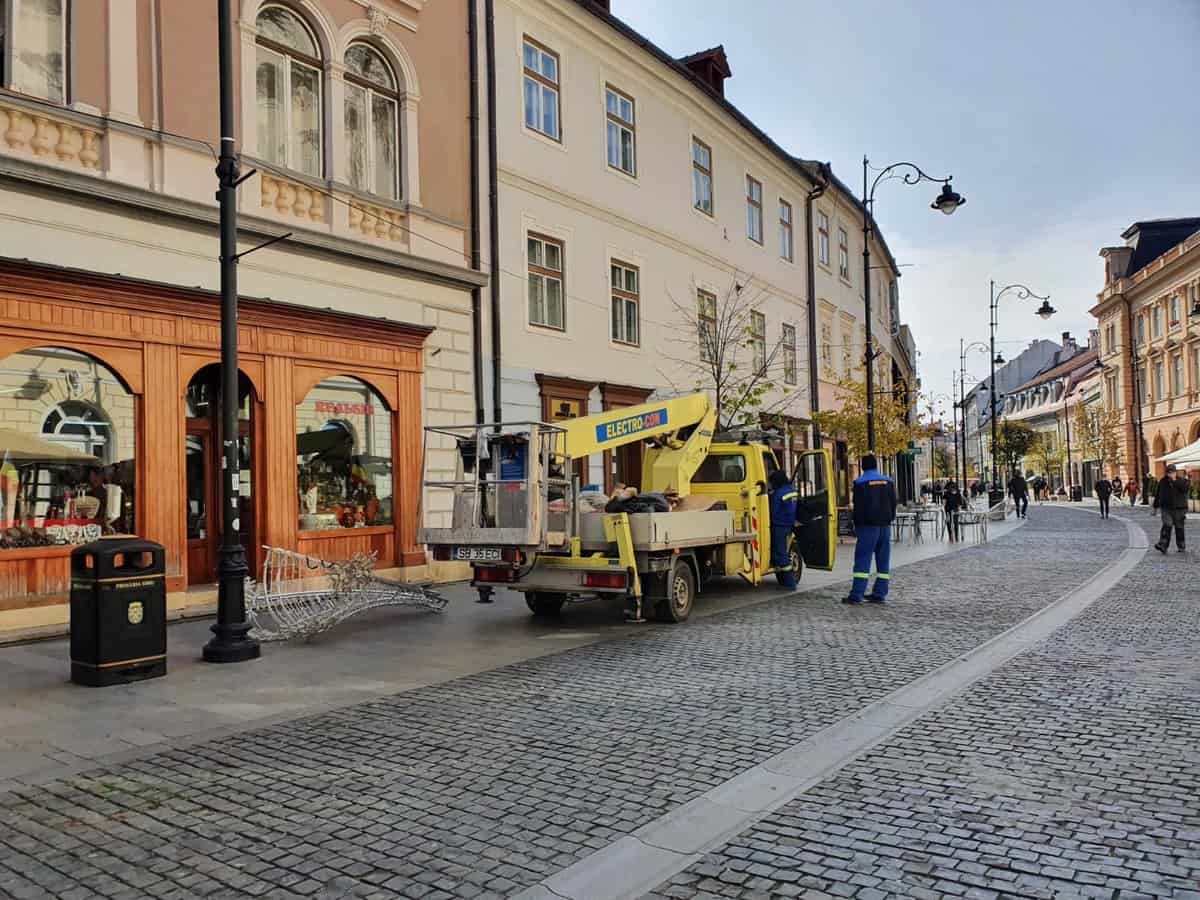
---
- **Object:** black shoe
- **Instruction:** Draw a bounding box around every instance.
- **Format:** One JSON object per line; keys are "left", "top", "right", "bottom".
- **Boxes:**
{"left": 866, "top": 595, "right": 887, "bottom": 604}
{"left": 842, "top": 596, "right": 863, "bottom": 605}
{"left": 1155, "top": 543, "right": 1167, "bottom": 554}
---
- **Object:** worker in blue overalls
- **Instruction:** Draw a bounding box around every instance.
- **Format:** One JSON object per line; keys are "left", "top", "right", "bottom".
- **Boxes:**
{"left": 768, "top": 469, "right": 798, "bottom": 589}
{"left": 845, "top": 454, "right": 897, "bottom": 605}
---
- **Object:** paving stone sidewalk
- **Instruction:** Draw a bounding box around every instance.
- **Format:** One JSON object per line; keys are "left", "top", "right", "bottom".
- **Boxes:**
{"left": 0, "top": 509, "right": 1126, "bottom": 900}
{"left": 645, "top": 514, "right": 1198, "bottom": 900}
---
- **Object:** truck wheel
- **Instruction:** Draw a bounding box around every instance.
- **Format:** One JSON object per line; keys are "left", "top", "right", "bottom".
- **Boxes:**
{"left": 655, "top": 564, "right": 695, "bottom": 623}
{"left": 525, "top": 592, "right": 565, "bottom": 617}
{"left": 790, "top": 546, "right": 803, "bottom": 581}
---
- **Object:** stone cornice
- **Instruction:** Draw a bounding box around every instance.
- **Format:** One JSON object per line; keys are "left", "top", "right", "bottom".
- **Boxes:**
{"left": 0, "top": 153, "right": 487, "bottom": 291}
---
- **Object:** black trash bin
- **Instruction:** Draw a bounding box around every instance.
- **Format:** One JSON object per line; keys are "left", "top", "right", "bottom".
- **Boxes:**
{"left": 1071, "top": 485, "right": 1084, "bottom": 502}
{"left": 70, "top": 537, "right": 167, "bottom": 686}
{"left": 988, "top": 489, "right": 1005, "bottom": 509}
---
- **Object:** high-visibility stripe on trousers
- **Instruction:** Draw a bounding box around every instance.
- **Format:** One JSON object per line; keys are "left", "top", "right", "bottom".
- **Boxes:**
{"left": 848, "top": 524, "right": 892, "bottom": 600}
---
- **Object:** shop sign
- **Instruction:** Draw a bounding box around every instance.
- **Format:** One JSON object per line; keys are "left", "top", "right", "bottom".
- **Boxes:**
{"left": 315, "top": 401, "right": 375, "bottom": 416}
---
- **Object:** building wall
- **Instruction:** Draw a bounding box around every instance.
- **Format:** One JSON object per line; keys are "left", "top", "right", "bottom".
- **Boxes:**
{"left": 1094, "top": 229, "right": 1200, "bottom": 482}
{"left": 0, "top": 0, "right": 483, "bottom": 635}
{"left": 494, "top": 1, "right": 811, "bottom": 427}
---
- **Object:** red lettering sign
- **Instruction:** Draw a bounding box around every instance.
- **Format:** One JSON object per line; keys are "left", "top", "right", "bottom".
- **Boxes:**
{"left": 314, "top": 401, "right": 376, "bottom": 416}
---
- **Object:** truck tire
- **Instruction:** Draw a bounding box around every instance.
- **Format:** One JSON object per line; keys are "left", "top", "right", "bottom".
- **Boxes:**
{"left": 525, "top": 592, "right": 566, "bottom": 617}
{"left": 790, "top": 546, "right": 803, "bottom": 581}
{"left": 655, "top": 563, "right": 695, "bottom": 623}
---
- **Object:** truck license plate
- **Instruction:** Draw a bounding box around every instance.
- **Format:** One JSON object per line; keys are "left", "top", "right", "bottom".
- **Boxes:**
{"left": 454, "top": 547, "right": 502, "bottom": 562}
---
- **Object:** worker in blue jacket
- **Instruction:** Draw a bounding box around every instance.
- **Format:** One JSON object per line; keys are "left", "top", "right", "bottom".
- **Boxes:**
{"left": 767, "top": 469, "right": 798, "bottom": 589}
{"left": 845, "top": 454, "right": 897, "bottom": 605}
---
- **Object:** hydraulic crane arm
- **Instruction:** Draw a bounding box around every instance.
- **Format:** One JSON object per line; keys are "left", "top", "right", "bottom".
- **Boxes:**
{"left": 553, "top": 393, "right": 717, "bottom": 497}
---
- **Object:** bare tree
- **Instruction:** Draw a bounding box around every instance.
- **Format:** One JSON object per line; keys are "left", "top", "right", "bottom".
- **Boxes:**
{"left": 657, "top": 275, "right": 804, "bottom": 430}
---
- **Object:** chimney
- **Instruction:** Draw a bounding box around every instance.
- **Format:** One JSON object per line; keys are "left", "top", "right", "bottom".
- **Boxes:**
{"left": 679, "top": 46, "right": 732, "bottom": 97}
{"left": 1061, "top": 332, "right": 1078, "bottom": 355}
{"left": 1100, "top": 246, "right": 1133, "bottom": 286}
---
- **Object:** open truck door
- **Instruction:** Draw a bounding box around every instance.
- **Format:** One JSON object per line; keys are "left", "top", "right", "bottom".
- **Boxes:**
{"left": 793, "top": 449, "right": 836, "bottom": 571}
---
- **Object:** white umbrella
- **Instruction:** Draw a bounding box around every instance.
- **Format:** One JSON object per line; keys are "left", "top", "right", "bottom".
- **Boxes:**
{"left": 1158, "top": 438, "right": 1200, "bottom": 468}
{"left": 0, "top": 429, "right": 99, "bottom": 463}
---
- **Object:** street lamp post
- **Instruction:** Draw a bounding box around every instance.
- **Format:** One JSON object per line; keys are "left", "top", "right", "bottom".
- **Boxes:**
{"left": 989, "top": 281, "right": 1055, "bottom": 496}
{"left": 960, "top": 339, "right": 989, "bottom": 487}
{"left": 861, "top": 159, "right": 964, "bottom": 452}
{"left": 204, "top": 0, "right": 260, "bottom": 664}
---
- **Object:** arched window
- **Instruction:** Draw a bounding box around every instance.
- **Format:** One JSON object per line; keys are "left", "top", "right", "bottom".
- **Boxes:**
{"left": 256, "top": 4, "right": 323, "bottom": 177}
{"left": 1, "top": 0, "right": 67, "bottom": 103}
{"left": 344, "top": 42, "right": 399, "bottom": 200}
{"left": 0, "top": 347, "right": 136, "bottom": 546}
{"left": 42, "top": 401, "right": 111, "bottom": 462}
{"left": 296, "top": 376, "right": 392, "bottom": 531}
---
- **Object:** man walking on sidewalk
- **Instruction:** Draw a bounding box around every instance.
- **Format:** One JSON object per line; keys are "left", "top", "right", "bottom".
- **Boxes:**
{"left": 1095, "top": 475, "right": 1113, "bottom": 519}
{"left": 1009, "top": 471, "right": 1030, "bottom": 518}
{"left": 1153, "top": 464, "right": 1189, "bottom": 553}
{"left": 844, "top": 454, "right": 897, "bottom": 605}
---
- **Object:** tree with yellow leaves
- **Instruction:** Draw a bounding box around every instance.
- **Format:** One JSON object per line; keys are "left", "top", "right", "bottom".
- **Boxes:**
{"left": 814, "top": 366, "right": 928, "bottom": 459}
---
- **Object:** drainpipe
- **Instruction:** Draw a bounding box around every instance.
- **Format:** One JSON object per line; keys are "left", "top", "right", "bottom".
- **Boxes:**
{"left": 804, "top": 162, "right": 831, "bottom": 449}
{"left": 485, "top": 0, "right": 502, "bottom": 425}
{"left": 467, "top": 0, "right": 484, "bottom": 424}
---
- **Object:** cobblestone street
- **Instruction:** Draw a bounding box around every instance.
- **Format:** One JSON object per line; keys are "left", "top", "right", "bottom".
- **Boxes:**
{"left": 1, "top": 508, "right": 1195, "bottom": 900}
{"left": 645, "top": 513, "right": 1199, "bottom": 900}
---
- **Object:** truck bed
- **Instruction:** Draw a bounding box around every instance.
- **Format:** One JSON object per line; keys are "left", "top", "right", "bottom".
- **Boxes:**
{"left": 578, "top": 509, "right": 749, "bottom": 552}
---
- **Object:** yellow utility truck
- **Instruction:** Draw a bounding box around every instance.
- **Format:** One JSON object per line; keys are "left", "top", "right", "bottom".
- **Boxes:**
{"left": 418, "top": 393, "right": 835, "bottom": 622}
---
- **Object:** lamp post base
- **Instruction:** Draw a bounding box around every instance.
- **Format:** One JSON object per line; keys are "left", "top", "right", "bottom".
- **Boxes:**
{"left": 203, "top": 551, "right": 261, "bottom": 663}
{"left": 202, "top": 621, "right": 261, "bottom": 663}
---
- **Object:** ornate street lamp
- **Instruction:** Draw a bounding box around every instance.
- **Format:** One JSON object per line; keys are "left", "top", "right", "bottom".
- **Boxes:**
{"left": 960, "top": 340, "right": 989, "bottom": 488}
{"left": 988, "top": 281, "right": 1052, "bottom": 496}
{"left": 861, "top": 158, "right": 965, "bottom": 453}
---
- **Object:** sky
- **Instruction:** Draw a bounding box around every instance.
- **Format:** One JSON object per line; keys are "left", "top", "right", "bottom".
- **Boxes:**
{"left": 612, "top": 0, "right": 1200, "bottom": 421}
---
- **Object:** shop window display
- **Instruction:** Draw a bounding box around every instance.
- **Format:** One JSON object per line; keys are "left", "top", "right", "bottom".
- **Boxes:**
{"left": 0, "top": 347, "right": 136, "bottom": 548}
{"left": 297, "top": 376, "right": 393, "bottom": 530}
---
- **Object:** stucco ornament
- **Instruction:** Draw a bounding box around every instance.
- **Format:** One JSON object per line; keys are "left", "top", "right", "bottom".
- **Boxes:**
{"left": 368, "top": 4, "right": 388, "bottom": 35}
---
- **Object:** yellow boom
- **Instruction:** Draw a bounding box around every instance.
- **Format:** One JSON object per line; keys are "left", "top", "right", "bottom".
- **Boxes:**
{"left": 552, "top": 393, "right": 717, "bottom": 498}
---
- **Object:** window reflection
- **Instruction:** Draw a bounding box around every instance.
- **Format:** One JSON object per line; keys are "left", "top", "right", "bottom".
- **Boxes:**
{"left": 296, "top": 376, "right": 393, "bottom": 530}
{"left": 0, "top": 347, "right": 136, "bottom": 547}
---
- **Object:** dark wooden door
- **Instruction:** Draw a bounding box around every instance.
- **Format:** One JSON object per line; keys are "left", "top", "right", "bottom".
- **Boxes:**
{"left": 185, "top": 370, "right": 256, "bottom": 585}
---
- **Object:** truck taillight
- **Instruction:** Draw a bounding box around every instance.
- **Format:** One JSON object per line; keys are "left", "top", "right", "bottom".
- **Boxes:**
{"left": 584, "top": 572, "right": 627, "bottom": 589}
{"left": 475, "top": 567, "right": 515, "bottom": 583}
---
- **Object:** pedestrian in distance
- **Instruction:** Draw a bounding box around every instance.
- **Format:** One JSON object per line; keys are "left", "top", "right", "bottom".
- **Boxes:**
{"left": 1009, "top": 471, "right": 1030, "bottom": 519}
{"left": 1113, "top": 476, "right": 1124, "bottom": 499}
{"left": 767, "top": 469, "right": 798, "bottom": 589}
{"left": 1127, "top": 478, "right": 1139, "bottom": 507}
{"left": 1153, "top": 464, "right": 1190, "bottom": 554}
{"left": 1095, "top": 474, "right": 1113, "bottom": 519}
{"left": 932, "top": 480, "right": 943, "bottom": 505}
{"left": 844, "top": 455, "right": 897, "bottom": 605}
{"left": 943, "top": 480, "right": 965, "bottom": 543}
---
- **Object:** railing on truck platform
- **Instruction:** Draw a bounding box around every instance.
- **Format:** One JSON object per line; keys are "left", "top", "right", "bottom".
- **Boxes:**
{"left": 416, "top": 421, "right": 580, "bottom": 552}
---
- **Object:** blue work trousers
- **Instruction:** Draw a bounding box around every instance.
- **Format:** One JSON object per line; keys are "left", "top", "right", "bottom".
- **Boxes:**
{"left": 849, "top": 525, "right": 891, "bottom": 600}
{"left": 770, "top": 524, "right": 796, "bottom": 589}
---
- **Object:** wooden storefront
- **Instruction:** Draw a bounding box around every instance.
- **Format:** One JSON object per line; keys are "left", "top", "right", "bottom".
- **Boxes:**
{"left": 0, "top": 261, "right": 431, "bottom": 636}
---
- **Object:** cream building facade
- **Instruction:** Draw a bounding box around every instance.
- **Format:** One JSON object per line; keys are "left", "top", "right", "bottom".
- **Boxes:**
{"left": 485, "top": 0, "right": 908, "bottom": 495}
{"left": 1093, "top": 218, "right": 1200, "bottom": 488}
{"left": 0, "top": 0, "right": 485, "bottom": 639}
